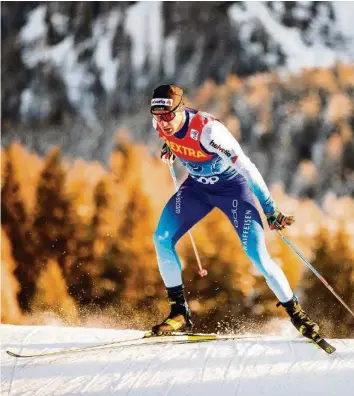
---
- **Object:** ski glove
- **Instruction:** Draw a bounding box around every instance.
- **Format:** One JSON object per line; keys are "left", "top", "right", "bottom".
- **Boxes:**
{"left": 161, "top": 143, "right": 176, "bottom": 164}
{"left": 267, "top": 209, "right": 295, "bottom": 230}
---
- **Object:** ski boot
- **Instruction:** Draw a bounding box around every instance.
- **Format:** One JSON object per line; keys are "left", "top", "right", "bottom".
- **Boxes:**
{"left": 278, "top": 295, "right": 319, "bottom": 339}
{"left": 152, "top": 285, "right": 193, "bottom": 335}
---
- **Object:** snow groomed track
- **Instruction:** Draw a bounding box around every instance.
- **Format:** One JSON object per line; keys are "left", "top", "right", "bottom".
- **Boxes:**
{"left": 1, "top": 325, "right": 353, "bottom": 395}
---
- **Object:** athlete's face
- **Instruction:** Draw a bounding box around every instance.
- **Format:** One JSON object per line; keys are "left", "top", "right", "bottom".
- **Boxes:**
{"left": 153, "top": 110, "right": 186, "bottom": 136}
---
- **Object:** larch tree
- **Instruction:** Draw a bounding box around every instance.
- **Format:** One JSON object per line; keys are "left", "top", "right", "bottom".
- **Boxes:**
{"left": 1, "top": 144, "right": 37, "bottom": 311}
{"left": 31, "top": 147, "right": 74, "bottom": 310}
{"left": 301, "top": 227, "right": 354, "bottom": 338}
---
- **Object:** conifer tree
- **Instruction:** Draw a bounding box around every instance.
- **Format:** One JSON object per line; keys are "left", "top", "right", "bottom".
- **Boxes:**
{"left": 31, "top": 259, "right": 78, "bottom": 323}
{"left": 1, "top": 147, "right": 7, "bottom": 190}
{"left": 31, "top": 147, "right": 74, "bottom": 311}
{"left": 1, "top": 228, "right": 23, "bottom": 323}
{"left": 1, "top": 144, "right": 37, "bottom": 311}
{"left": 33, "top": 147, "right": 74, "bottom": 266}
{"left": 67, "top": 175, "right": 118, "bottom": 305}
{"left": 89, "top": 176, "right": 120, "bottom": 305}
{"left": 115, "top": 183, "right": 163, "bottom": 315}
{"left": 64, "top": 160, "right": 106, "bottom": 304}
{"left": 301, "top": 228, "right": 354, "bottom": 338}
{"left": 65, "top": 216, "right": 95, "bottom": 304}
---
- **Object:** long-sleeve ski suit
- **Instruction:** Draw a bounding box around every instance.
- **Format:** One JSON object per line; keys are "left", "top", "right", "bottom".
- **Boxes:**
{"left": 153, "top": 109, "right": 293, "bottom": 303}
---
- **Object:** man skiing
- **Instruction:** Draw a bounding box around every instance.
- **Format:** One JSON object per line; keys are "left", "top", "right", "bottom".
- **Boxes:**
{"left": 151, "top": 84, "right": 319, "bottom": 339}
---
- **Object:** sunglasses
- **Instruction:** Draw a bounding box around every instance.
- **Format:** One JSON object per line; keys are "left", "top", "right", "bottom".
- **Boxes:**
{"left": 153, "top": 112, "right": 176, "bottom": 122}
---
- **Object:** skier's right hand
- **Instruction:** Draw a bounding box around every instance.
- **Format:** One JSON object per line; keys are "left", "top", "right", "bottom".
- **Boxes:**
{"left": 161, "top": 143, "right": 176, "bottom": 164}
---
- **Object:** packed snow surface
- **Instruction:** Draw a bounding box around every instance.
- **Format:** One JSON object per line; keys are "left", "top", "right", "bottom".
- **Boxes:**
{"left": 1, "top": 325, "right": 354, "bottom": 395}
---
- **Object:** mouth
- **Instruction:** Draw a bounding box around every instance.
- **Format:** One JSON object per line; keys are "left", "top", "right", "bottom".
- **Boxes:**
{"left": 163, "top": 127, "right": 174, "bottom": 134}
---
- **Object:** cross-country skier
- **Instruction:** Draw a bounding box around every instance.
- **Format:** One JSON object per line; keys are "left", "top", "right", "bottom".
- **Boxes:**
{"left": 151, "top": 84, "right": 319, "bottom": 338}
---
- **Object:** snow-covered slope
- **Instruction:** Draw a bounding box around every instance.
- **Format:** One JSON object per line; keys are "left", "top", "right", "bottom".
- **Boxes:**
{"left": 1, "top": 325, "right": 354, "bottom": 396}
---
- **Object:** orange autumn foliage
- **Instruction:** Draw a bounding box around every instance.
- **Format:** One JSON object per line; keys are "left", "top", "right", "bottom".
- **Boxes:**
{"left": 1, "top": 64, "right": 354, "bottom": 334}
{"left": 2, "top": 140, "right": 352, "bottom": 336}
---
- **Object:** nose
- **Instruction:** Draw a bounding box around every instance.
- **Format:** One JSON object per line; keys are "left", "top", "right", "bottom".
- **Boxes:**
{"left": 161, "top": 119, "right": 169, "bottom": 127}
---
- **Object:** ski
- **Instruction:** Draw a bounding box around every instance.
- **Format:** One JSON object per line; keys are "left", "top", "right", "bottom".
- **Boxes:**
{"left": 295, "top": 324, "right": 336, "bottom": 355}
{"left": 305, "top": 333, "right": 336, "bottom": 355}
{"left": 144, "top": 331, "right": 336, "bottom": 355}
{"left": 6, "top": 338, "right": 138, "bottom": 359}
{"left": 5, "top": 332, "right": 257, "bottom": 359}
{"left": 6, "top": 330, "right": 336, "bottom": 359}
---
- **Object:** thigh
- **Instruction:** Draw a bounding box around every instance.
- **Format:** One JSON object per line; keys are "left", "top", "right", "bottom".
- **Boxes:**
{"left": 155, "top": 179, "right": 214, "bottom": 244}
{"left": 209, "top": 181, "right": 264, "bottom": 249}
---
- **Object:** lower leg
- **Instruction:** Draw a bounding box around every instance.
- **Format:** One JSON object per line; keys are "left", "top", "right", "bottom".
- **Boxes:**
{"left": 245, "top": 224, "right": 319, "bottom": 336}
{"left": 151, "top": 284, "right": 192, "bottom": 334}
{"left": 246, "top": 236, "right": 294, "bottom": 303}
{"left": 152, "top": 185, "right": 213, "bottom": 333}
{"left": 153, "top": 182, "right": 213, "bottom": 288}
{"left": 153, "top": 231, "right": 183, "bottom": 287}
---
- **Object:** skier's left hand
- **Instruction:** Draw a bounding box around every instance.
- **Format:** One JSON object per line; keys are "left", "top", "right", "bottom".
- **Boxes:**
{"left": 161, "top": 143, "right": 176, "bottom": 164}
{"left": 267, "top": 209, "right": 295, "bottom": 230}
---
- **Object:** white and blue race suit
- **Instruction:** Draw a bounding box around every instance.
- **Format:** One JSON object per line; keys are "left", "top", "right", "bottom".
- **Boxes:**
{"left": 153, "top": 108, "right": 293, "bottom": 303}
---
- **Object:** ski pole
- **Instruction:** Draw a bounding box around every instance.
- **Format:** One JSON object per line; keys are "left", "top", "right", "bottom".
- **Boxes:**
{"left": 168, "top": 164, "right": 208, "bottom": 277}
{"left": 276, "top": 229, "right": 354, "bottom": 318}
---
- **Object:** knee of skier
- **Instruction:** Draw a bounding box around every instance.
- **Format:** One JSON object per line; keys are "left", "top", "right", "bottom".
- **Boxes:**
{"left": 153, "top": 228, "right": 175, "bottom": 249}
{"left": 245, "top": 240, "right": 274, "bottom": 279}
{"left": 250, "top": 255, "right": 274, "bottom": 280}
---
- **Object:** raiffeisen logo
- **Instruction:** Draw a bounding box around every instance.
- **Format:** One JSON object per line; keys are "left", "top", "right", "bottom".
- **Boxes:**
{"left": 210, "top": 140, "right": 231, "bottom": 157}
